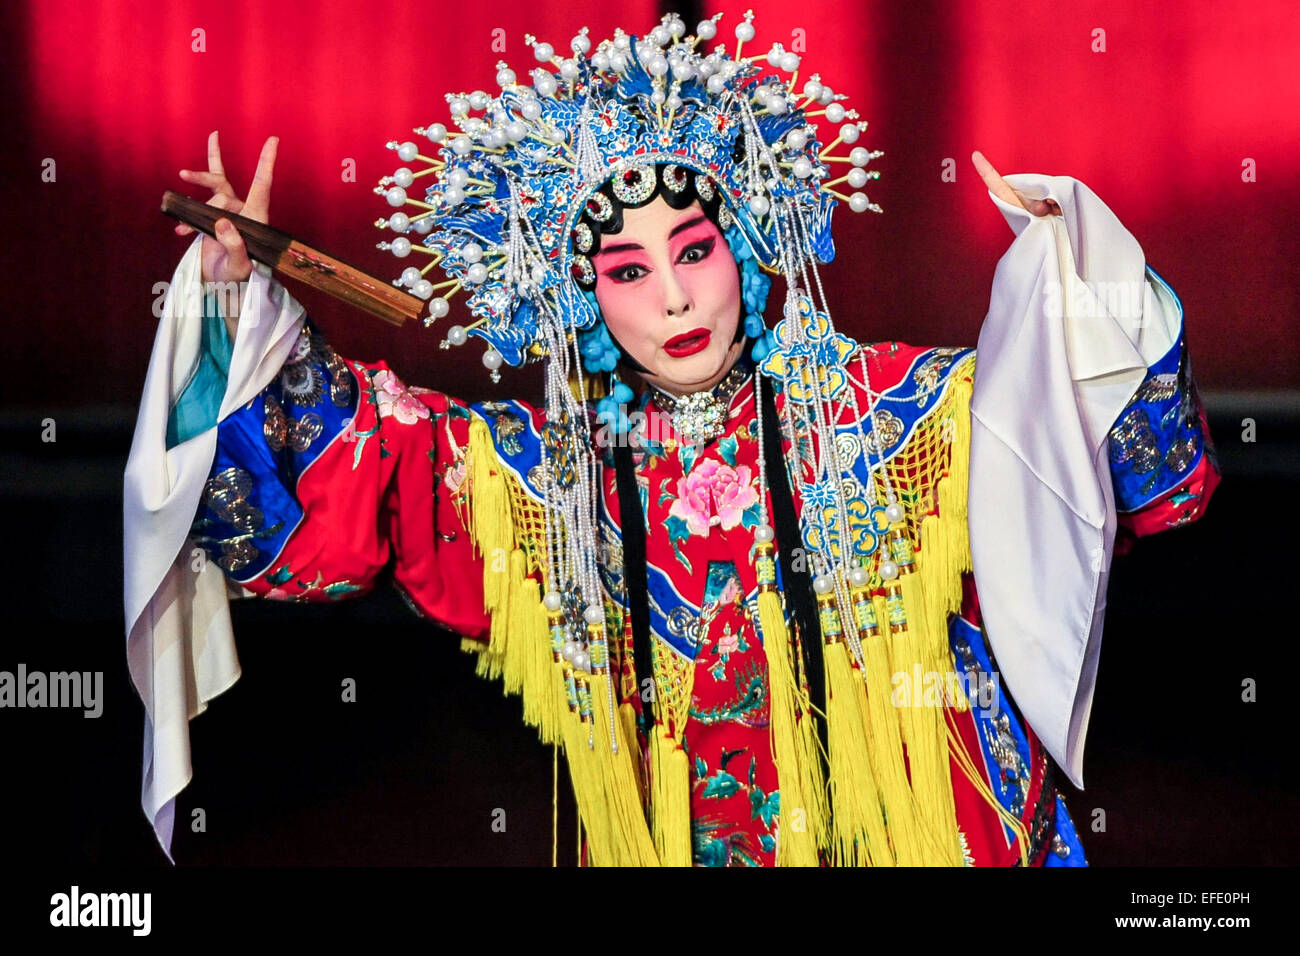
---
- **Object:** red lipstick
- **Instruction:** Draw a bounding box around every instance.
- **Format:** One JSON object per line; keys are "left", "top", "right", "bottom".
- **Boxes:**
{"left": 664, "top": 328, "right": 711, "bottom": 358}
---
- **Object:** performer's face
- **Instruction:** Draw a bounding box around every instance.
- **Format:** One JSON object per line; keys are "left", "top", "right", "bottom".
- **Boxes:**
{"left": 592, "top": 195, "right": 744, "bottom": 396}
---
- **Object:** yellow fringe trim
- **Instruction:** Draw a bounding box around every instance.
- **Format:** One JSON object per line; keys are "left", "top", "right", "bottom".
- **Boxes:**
{"left": 463, "top": 416, "right": 658, "bottom": 866}
{"left": 756, "top": 589, "right": 829, "bottom": 865}
{"left": 825, "top": 641, "right": 893, "bottom": 866}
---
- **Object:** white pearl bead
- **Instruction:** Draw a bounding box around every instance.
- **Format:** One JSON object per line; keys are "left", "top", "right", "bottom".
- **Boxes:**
{"left": 388, "top": 212, "right": 411, "bottom": 233}
{"left": 748, "top": 195, "right": 770, "bottom": 216}
{"left": 504, "top": 121, "right": 526, "bottom": 142}
{"left": 535, "top": 75, "right": 557, "bottom": 97}
{"left": 768, "top": 96, "right": 787, "bottom": 116}
{"left": 482, "top": 349, "right": 503, "bottom": 370}
{"left": 850, "top": 146, "right": 870, "bottom": 167}
{"left": 591, "top": 52, "right": 609, "bottom": 72}
{"left": 849, "top": 566, "right": 870, "bottom": 587}
{"left": 521, "top": 99, "right": 542, "bottom": 120}
{"left": 840, "top": 124, "right": 861, "bottom": 145}
{"left": 561, "top": 640, "right": 578, "bottom": 662}
{"left": 462, "top": 241, "right": 483, "bottom": 263}
{"left": 397, "top": 141, "right": 419, "bottom": 162}
{"left": 466, "top": 262, "right": 488, "bottom": 284}
{"left": 583, "top": 604, "right": 604, "bottom": 624}
{"left": 385, "top": 186, "right": 407, "bottom": 207}
{"left": 880, "top": 560, "right": 899, "bottom": 580}
{"left": 390, "top": 237, "right": 411, "bottom": 258}
{"left": 446, "top": 323, "right": 467, "bottom": 344}
{"left": 443, "top": 185, "right": 465, "bottom": 206}
{"left": 825, "top": 102, "right": 846, "bottom": 123}
{"left": 530, "top": 264, "right": 546, "bottom": 283}
{"left": 496, "top": 67, "right": 516, "bottom": 88}
{"left": 559, "top": 59, "right": 578, "bottom": 80}
{"left": 803, "top": 79, "right": 823, "bottom": 99}
{"left": 813, "top": 574, "right": 834, "bottom": 595}
{"left": 818, "top": 86, "right": 835, "bottom": 105}
{"left": 543, "top": 591, "right": 563, "bottom": 612}
{"left": 449, "top": 97, "right": 469, "bottom": 118}
{"left": 413, "top": 279, "right": 433, "bottom": 300}
{"left": 609, "top": 52, "right": 627, "bottom": 72}
{"left": 786, "top": 129, "right": 808, "bottom": 150}
{"left": 766, "top": 46, "right": 781, "bottom": 67}
{"left": 430, "top": 298, "right": 451, "bottom": 320}
{"left": 696, "top": 20, "right": 717, "bottom": 40}
{"left": 393, "top": 167, "right": 414, "bottom": 189}
{"left": 753, "top": 523, "right": 775, "bottom": 544}
{"left": 534, "top": 41, "right": 554, "bottom": 62}
{"left": 426, "top": 124, "right": 447, "bottom": 143}
{"left": 706, "top": 74, "right": 725, "bottom": 94}
{"left": 573, "top": 650, "right": 590, "bottom": 671}
{"left": 849, "top": 192, "right": 870, "bottom": 213}
{"left": 754, "top": 86, "right": 771, "bottom": 105}
{"left": 669, "top": 18, "right": 685, "bottom": 38}
{"left": 648, "top": 54, "right": 668, "bottom": 77}
{"left": 414, "top": 217, "right": 433, "bottom": 235}
{"left": 469, "top": 90, "right": 489, "bottom": 110}
{"left": 792, "top": 157, "right": 813, "bottom": 179}
{"left": 486, "top": 128, "right": 506, "bottom": 148}
{"left": 885, "top": 502, "right": 904, "bottom": 522}
{"left": 735, "top": 22, "right": 755, "bottom": 42}
{"left": 571, "top": 34, "right": 591, "bottom": 54}
{"left": 650, "top": 90, "right": 666, "bottom": 106}
{"left": 400, "top": 266, "right": 420, "bottom": 286}
{"left": 649, "top": 26, "right": 669, "bottom": 46}
{"left": 667, "top": 94, "right": 682, "bottom": 111}
{"left": 848, "top": 168, "right": 868, "bottom": 188}
{"left": 671, "top": 60, "right": 693, "bottom": 81}
{"left": 450, "top": 136, "right": 472, "bottom": 156}
{"left": 779, "top": 52, "right": 800, "bottom": 72}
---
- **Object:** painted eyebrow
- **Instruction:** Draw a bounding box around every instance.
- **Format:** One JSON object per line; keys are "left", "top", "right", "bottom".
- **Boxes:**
{"left": 595, "top": 213, "right": 709, "bottom": 256}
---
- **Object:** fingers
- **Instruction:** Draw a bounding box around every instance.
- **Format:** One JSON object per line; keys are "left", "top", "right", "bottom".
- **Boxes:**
{"left": 242, "top": 135, "right": 279, "bottom": 223}
{"left": 971, "top": 149, "right": 1026, "bottom": 211}
{"left": 213, "top": 216, "right": 251, "bottom": 275}
{"left": 207, "top": 130, "right": 226, "bottom": 178}
{"left": 179, "top": 168, "right": 236, "bottom": 195}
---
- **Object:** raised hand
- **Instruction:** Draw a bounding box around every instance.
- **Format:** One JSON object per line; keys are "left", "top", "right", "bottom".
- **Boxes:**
{"left": 971, "top": 150, "right": 1062, "bottom": 218}
{"left": 176, "top": 131, "right": 279, "bottom": 292}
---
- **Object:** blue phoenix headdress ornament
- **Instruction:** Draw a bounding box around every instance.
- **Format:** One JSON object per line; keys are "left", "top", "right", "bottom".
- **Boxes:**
{"left": 374, "top": 9, "right": 882, "bottom": 379}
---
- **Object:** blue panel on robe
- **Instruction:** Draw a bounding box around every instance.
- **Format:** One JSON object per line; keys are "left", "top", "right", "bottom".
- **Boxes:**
{"left": 189, "top": 319, "right": 359, "bottom": 584}
{"left": 1107, "top": 267, "right": 1215, "bottom": 513}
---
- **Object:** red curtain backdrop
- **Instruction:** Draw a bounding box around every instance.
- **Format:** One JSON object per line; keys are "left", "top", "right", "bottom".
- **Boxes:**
{"left": 4, "top": 0, "right": 1297, "bottom": 406}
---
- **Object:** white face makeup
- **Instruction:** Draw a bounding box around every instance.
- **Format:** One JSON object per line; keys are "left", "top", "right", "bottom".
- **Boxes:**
{"left": 591, "top": 196, "right": 745, "bottom": 396}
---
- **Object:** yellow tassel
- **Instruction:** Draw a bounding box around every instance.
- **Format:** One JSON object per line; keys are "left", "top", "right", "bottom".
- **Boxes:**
{"left": 860, "top": 594, "right": 929, "bottom": 865}
{"left": 890, "top": 577, "right": 964, "bottom": 866}
{"left": 618, "top": 700, "right": 644, "bottom": 800}
{"left": 824, "top": 641, "right": 893, "bottom": 866}
{"left": 587, "top": 671, "right": 660, "bottom": 866}
{"left": 558, "top": 676, "right": 614, "bottom": 867}
{"left": 756, "top": 589, "right": 827, "bottom": 865}
{"left": 649, "top": 727, "right": 693, "bottom": 866}
{"left": 466, "top": 418, "right": 513, "bottom": 615}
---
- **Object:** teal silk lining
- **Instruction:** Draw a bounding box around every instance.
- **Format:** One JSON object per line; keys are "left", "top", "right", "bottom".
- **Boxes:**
{"left": 165, "top": 292, "right": 233, "bottom": 450}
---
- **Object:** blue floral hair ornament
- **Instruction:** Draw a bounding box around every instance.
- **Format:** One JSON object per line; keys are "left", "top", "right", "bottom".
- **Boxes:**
{"left": 595, "top": 377, "right": 636, "bottom": 434}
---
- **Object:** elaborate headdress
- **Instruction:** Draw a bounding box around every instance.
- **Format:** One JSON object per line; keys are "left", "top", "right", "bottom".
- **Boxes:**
{"left": 368, "top": 11, "right": 990, "bottom": 867}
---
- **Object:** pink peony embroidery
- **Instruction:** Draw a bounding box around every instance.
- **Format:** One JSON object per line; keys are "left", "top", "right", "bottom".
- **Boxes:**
{"left": 373, "top": 369, "right": 432, "bottom": 425}
{"left": 716, "top": 628, "right": 740, "bottom": 656}
{"left": 668, "top": 458, "right": 759, "bottom": 536}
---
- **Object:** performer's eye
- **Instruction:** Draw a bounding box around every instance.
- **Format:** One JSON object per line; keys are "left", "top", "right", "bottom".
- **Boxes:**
{"left": 679, "top": 239, "right": 715, "bottom": 264}
{"left": 607, "top": 263, "right": 649, "bottom": 283}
